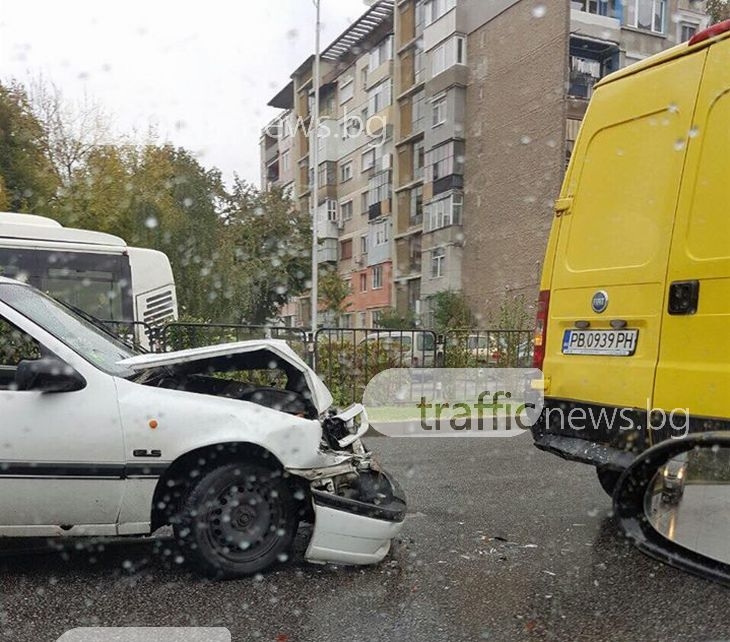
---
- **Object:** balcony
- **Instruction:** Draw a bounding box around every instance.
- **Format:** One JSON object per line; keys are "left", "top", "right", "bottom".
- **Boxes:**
{"left": 433, "top": 174, "right": 464, "bottom": 197}
{"left": 570, "top": 5, "right": 621, "bottom": 42}
{"left": 264, "top": 142, "right": 279, "bottom": 164}
{"left": 568, "top": 37, "right": 620, "bottom": 100}
{"left": 317, "top": 238, "right": 338, "bottom": 265}
{"left": 369, "top": 201, "right": 383, "bottom": 221}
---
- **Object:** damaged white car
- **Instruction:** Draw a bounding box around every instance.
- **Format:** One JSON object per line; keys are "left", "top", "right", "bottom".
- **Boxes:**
{"left": 0, "top": 278, "right": 405, "bottom": 578}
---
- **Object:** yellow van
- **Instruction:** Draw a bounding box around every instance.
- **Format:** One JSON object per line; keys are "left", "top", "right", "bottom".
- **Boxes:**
{"left": 531, "top": 21, "right": 730, "bottom": 495}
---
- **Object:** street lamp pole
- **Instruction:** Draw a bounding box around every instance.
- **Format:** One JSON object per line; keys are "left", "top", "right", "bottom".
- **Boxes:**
{"left": 310, "top": 0, "right": 322, "bottom": 340}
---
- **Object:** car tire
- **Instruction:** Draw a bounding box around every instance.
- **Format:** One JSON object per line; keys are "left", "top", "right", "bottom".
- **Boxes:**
{"left": 176, "top": 462, "right": 297, "bottom": 578}
{"left": 596, "top": 466, "right": 622, "bottom": 497}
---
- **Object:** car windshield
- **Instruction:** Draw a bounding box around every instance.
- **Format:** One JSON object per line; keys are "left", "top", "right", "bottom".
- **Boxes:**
{"left": 0, "top": 283, "right": 137, "bottom": 378}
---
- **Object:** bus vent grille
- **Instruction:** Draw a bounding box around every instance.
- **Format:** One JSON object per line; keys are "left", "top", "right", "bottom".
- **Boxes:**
{"left": 142, "top": 289, "right": 175, "bottom": 327}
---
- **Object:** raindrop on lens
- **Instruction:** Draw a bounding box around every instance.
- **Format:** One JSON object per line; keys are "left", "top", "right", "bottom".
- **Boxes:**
{"left": 145, "top": 216, "right": 158, "bottom": 229}
{"left": 531, "top": 4, "right": 546, "bottom": 18}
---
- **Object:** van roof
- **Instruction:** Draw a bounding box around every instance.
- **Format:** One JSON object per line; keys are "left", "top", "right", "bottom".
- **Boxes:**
{"left": 0, "top": 212, "right": 127, "bottom": 247}
{"left": 597, "top": 25, "right": 730, "bottom": 88}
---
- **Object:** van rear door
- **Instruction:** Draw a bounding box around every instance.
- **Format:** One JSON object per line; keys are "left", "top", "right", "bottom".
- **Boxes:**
{"left": 545, "top": 51, "right": 706, "bottom": 433}
{"left": 653, "top": 38, "right": 730, "bottom": 436}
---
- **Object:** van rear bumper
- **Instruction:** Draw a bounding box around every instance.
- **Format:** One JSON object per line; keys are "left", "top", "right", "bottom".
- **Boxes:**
{"left": 532, "top": 433, "right": 637, "bottom": 471}
{"left": 530, "top": 398, "right": 647, "bottom": 470}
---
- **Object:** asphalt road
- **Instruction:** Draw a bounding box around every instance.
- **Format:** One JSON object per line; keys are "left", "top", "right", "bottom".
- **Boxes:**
{"left": 1, "top": 434, "right": 729, "bottom": 642}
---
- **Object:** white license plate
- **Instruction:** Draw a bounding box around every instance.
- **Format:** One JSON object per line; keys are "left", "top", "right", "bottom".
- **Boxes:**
{"left": 562, "top": 329, "right": 639, "bottom": 356}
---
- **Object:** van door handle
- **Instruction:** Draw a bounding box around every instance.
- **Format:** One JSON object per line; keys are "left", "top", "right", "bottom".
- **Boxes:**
{"left": 668, "top": 280, "right": 700, "bottom": 315}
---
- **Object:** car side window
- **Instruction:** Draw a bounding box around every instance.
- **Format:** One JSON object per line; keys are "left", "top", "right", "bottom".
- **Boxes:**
{"left": 0, "top": 317, "right": 42, "bottom": 389}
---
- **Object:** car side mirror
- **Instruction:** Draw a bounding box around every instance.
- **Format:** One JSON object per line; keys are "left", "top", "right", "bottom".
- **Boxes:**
{"left": 15, "top": 357, "right": 86, "bottom": 393}
{"left": 613, "top": 432, "right": 730, "bottom": 587}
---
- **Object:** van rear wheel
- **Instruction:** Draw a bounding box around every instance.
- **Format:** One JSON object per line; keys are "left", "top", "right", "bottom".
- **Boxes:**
{"left": 596, "top": 466, "right": 622, "bottom": 497}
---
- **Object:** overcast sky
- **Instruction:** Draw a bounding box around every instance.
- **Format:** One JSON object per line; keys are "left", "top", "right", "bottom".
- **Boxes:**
{"left": 0, "top": 0, "right": 369, "bottom": 185}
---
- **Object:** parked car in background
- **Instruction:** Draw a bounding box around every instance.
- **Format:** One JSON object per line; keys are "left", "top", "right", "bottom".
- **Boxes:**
{"left": 359, "top": 330, "right": 437, "bottom": 367}
{"left": 661, "top": 454, "right": 689, "bottom": 504}
{"left": 0, "top": 277, "right": 405, "bottom": 578}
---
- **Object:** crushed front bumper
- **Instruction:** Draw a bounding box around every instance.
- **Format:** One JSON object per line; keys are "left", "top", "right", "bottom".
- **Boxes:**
{"left": 305, "top": 469, "right": 406, "bottom": 566}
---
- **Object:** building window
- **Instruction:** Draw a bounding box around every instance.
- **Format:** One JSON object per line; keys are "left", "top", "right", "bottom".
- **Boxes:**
{"left": 624, "top": 0, "right": 666, "bottom": 33}
{"left": 340, "top": 161, "right": 353, "bottom": 182}
{"left": 360, "top": 273, "right": 368, "bottom": 292}
{"left": 361, "top": 192, "right": 369, "bottom": 215}
{"left": 341, "top": 200, "right": 354, "bottom": 221}
{"left": 374, "top": 220, "right": 390, "bottom": 246}
{"left": 431, "top": 35, "right": 467, "bottom": 76}
{"left": 431, "top": 247, "right": 446, "bottom": 279}
{"left": 372, "top": 265, "right": 384, "bottom": 290}
{"left": 318, "top": 162, "right": 336, "bottom": 187}
{"left": 361, "top": 67, "right": 368, "bottom": 91}
{"left": 340, "top": 239, "right": 353, "bottom": 260}
{"left": 360, "top": 234, "right": 369, "bottom": 255}
{"left": 414, "top": 142, "right": 425, "bottom": 180}
{"left": 281, "top": 150, "right": 291, "bottom": 172}
{"left": 425, "top": 193, "right": 463, "bottom": 232}
{"left": 414, "top": 39, "right": 425, "bottom": 84}
{"left": 573, "top": 0, "right": 620, "bottom": 18}
{"left": 427, "top": 141, "right": 465, "bottom": 182}
{"left": 424, "top": 0, "right": 456, "bottom": 25}
{"left": 432, "top": 94, "right": 447, "bottom": 127}
{"left": 368, "top": 170, "right": 391, "bottom": 207}
{"left": 410, "top": 186, "right": 424, "bottom": 226}
{"left": 342, "top": 117, "right": 361, "bottom": 140}
{"left": 680, "top": 22, "right": 698, "bottom": 42}
{"left": 368, "top": 80, "right": 392, "bottom": 115}
{"left": 412, "top": 90, "right": 425, "bottom": 132}
{"left": 362, "top": 148, "right": 376, "bottom": 171}
{"left": 339, "top": 77, "right": 354, "bottom": 104}
{"left": 369, "top": 36, "right": 394, "bottom": 72}
{"left": 326, "top": 199, "right": 338, "bottom": 222}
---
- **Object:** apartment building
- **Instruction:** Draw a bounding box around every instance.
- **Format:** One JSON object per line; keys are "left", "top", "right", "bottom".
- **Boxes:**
{"left": 262, "top": 0, "right": 709, "bottom": 328}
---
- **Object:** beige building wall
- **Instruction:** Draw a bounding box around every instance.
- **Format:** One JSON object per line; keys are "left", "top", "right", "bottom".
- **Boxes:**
{"left": 462, "top": 0, "right": 569, "bottom": 319}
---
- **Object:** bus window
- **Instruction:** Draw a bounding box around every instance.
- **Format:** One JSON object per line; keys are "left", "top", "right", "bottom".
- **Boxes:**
{"left": 0, "top": 248, "right": 133, "bottom": 321}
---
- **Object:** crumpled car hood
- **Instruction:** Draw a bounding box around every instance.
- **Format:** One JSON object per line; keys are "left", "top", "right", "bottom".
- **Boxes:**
{"left": 117, "top": 339, "right": 334, "bottom": 414}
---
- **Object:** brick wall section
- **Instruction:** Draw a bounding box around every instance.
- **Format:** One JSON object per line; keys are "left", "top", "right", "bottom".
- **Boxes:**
{"left": 463, "top": 1, "right": 568, "bottom": 320}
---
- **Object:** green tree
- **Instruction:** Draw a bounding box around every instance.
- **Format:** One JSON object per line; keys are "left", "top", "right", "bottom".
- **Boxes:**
{"left": 428, "top": 290, "right": 475, "bottom": 333}
{"left": 488, "top": 294, "right": 533, "bottom": 331}
{"left": 375, "top": 307, "right": 417, "bottom": 330}
{"left": 0, "top": 81, "right": 59, "bottom": 212}
{"left": 223, "top": 178, "right": 311, "bottom": 324}
{"left": 707, "top": 0, "right": 730, "bottom": 23}
{"left": 319, "top": 267, "right": 351, "bottom": 325}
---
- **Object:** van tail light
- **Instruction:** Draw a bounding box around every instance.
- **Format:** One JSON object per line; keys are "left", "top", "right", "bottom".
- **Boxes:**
{"left": 533, "top": 290, "right": 550, "bottom": 370}
{"left": 689, "top": 19, "right": 730, "bottom": 46}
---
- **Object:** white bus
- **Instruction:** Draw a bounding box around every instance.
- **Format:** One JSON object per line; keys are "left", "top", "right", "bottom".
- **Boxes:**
{"left": 0, "top": 212, "right": 178, "bottom": 343}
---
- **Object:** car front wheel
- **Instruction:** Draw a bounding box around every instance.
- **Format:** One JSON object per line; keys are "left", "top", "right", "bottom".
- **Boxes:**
{"left": 177, "top": 462, "right": 297, "bottom": 578}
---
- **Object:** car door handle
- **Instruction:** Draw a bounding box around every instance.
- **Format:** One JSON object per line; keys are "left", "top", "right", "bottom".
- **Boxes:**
{"left": 668, "top": 280, "right": 700, "bottom": 316}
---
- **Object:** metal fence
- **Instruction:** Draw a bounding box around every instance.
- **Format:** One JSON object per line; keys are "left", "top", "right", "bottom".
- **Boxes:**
{"left": 98, "top": 319, "right": 534, "bottom": 407}
{"left": 314, "top": 328, "right": 440, "bottom": 407}
{"left": 442, "top": 329, "right": 534, "bottom": 369}
{"left": 99, "top": 320, "right": 159, "bottom": 352}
